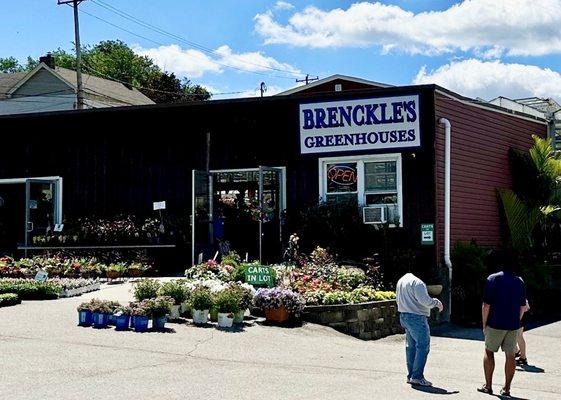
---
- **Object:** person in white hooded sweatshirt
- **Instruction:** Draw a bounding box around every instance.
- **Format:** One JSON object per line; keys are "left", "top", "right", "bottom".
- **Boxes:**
{"left": 396, "top": 271, "right": 444, "bottom": 387}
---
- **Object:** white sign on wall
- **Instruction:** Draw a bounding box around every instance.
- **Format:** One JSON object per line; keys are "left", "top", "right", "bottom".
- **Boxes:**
{"left": 299, "top": 95, "right": 421, "bottom": 154}
{"left": 153, "top": 201, "right": 166, "bottom": 210}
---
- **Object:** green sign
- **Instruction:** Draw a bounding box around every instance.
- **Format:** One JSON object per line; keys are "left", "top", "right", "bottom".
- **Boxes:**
{"left": 421, "top": 223, "right": 434, "bottom": 245}
{"left": 245, "top": 265, "right": 274, "bottom": 287}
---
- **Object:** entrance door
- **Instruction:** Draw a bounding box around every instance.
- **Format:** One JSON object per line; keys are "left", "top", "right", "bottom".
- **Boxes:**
{"left": 0, "top": 176, "right": 62, "bottom": 253}
{"left": 258, "top": 167, "right": 284, "bottom": 264}
{"left": 191, "top": 170, "right": 213, "bottom": 266}
{"left": 25, "top": 179, "right": 61, "bottom": 247}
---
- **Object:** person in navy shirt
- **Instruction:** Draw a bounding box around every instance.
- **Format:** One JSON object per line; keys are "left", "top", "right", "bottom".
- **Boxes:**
{"left": 478, "top": 251, "right": 526, "bottom": 397}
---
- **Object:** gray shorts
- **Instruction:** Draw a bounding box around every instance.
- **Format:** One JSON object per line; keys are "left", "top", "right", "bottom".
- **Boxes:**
{"left": 484, "top": 327, "right": 519, "bottom": 353}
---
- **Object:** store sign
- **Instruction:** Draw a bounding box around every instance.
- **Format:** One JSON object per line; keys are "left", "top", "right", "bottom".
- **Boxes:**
{"left": 153, "top": 201, "right": 166, "bottom": 210}
{"left": 421, "top": 224, "right": 434, "bottom": 245}
{"left": 245, "top": 265, "right": 274, "bottom": 287}
{"left": 35, "top": 270, "right": 48, "bottom": 282}
{"left": 300, "top": 95, "right": 421, "bottom": 154}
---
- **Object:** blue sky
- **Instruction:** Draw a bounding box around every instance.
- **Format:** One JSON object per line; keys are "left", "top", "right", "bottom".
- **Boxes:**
{"left": 2, "top": 0, "right": 561, "bottom": 100}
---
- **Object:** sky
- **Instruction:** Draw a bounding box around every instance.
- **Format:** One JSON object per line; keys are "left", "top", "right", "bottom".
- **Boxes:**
{"left": 2, "top": 0, "right": 561, "bottom": 101}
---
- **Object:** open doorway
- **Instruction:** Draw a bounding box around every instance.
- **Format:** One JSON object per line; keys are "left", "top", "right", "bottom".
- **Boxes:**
{"left": 0, "top": 177, "right": 62, "bottom": 255}
{"left": 191, "top": 167, "right": 285, "bottom": 265}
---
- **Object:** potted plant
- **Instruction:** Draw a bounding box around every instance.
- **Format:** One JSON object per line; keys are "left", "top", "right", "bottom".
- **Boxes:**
{"left": 191, "top": 287, "right": 213, "bottom": 325}
{"left": 157, "top": 281, "right": 187, "bottom": 320}
{"left": 114, "top": 305, "right": 131, "bottom": 330}
{"left": 127, "top": 263, "right": 145, "bottom": 278}
{"left": 427, "top": 266, "right": 444, "bottom": 296}
{"left": 253, "top": 288, "right": 305, "bottom": 323}
{"left": 228, "top": 282, "right": 255, "bottom": 324}
{"left": 106, "top": 301, "right": 121, "bottom": 325}
{"left": 131, "top": 302, "right": 150, "bottom": 332}
{"left": 148, "top": 296, "right": 173, "bottom": 330}
{"left": 77, "top": 301, "right": 93, "bottom": 326}
{"left": 214, "top": 289, "right": 239, "bottom": 328}
{"left": 90, "top": 299, "right": 113, "bottom": 328}
{"left": 106, "top": 264, "right": 126, "bottom": 280}
{"left": 133, "top": 279, "right": 161, "bottom": 301}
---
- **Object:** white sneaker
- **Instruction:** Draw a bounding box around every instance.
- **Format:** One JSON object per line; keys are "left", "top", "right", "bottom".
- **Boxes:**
{"left": 410, "top": 378, "right": 433, "bottom": 387}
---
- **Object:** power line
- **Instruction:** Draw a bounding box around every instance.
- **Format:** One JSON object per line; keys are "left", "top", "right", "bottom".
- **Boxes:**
{"left": 91, "top": 0, "right": 303, "bottom": 78}
{"left": 79, "top": 4, "right": 300, "bottom": 81}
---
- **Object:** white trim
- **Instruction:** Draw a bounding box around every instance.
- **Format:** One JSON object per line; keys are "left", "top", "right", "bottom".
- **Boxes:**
{"left": 436, "top": 89, "right": 548, "bottom": 125}
{"left": 8, "top": 63, "right": 75, "bottom": 96}
{"left": 318, "top": 153, "right": 403, "bottom": 227}
{"left": 276, "top": 74, "right": 392, "bottom": 96}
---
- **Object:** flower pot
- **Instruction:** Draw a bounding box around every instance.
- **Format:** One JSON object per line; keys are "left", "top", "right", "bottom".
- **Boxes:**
{"left": 107, "top": 314, "right": 117, "bottom": 326}
{"left": 106, "top": 270, "right": 121, "bottom": 280}
{"left": 128, "top": 268, "right": 143, "bottom": 278}
{"left": 134, "top": 316, "right": 149, "bottom": 332}
{"left": 115, "top": 315, "right": 130, "bottom": 330}
{"left": 78, "top": 310, "right": 92, "bottom": 326}
{"left": 92, "top": 312, "right": 109, "bottom": 328}
{"left": 217, "top": 312, "right": 234, "bottom": 328}
{"left": 168, "top": 305, "right": 181, "bottom": 320}
{"left": 265, "top": 306, "right": 290, "bottom": 323}
{"left": 152, "top": 316, "right": 167, "bottom": 330}
{"left": 192, "top": 309, "right": 209, "bottom": 325}
{"left": 427, "top": 284, "right": 443, "bottom": 296}
{"left": 233, "top": 309, "right": 245, "bottom": 324}
{"left": 130, "top": 315, "right": 136, "bottom": 328}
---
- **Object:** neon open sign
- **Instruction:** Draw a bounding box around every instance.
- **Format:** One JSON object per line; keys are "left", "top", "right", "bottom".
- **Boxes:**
{"left": 327, "top": 163, "right": 357, "bottom": 192}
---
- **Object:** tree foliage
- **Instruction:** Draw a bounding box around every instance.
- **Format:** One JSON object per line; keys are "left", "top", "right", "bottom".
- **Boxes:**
{"left": 1, "top": 40, "right": 211, "bottom": 103}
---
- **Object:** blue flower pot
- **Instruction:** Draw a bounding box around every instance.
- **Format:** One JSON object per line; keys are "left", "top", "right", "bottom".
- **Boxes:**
{"left": 134, "top": 316, "right": 149, "bottom": 332}
{"left": 152, "top": 316, "right": 166, "bottom": 330}
{"left": 108, "top": 314, "right": 117, "bottom": 326}
{"left": 92, "top": 312, "right": 109, "bottom": 328}
{"left": 115, "top": 315, "right": 130, "bottom": 331}
{"left": 130, "top": 316, "right": 136, "bottom": 328}
{"left": 78, "top": 310, "right": 92, "bottom": 326}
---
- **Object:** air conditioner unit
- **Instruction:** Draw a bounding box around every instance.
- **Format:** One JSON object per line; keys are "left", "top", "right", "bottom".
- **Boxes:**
{"left": 362, "top": 205, "right": 386, "bottom": 224}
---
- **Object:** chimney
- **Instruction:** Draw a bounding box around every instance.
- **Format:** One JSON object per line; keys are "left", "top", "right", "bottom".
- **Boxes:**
{"left": 39, "top": 53, "right": 55, "bottom": 69}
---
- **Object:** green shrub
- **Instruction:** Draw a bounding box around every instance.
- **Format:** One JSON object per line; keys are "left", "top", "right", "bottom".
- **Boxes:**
{"left": 191, "top": 287, "right": 213, "bottom": 310}
{"left": 451, "top": 241, "right": 489, "bottom": 326}
{"left": 0, "top": 280, "right": 61, "bottom": 300}
{"left": 330, "top": 267, "right": 366, "bottom": 290}
{"left": 322, "top": 291, "right": 352, "bottom": 305}
{"left": 157, "top": 281, "right": 187, "bottom": 305}
{"left": 133, "top": 279, "right": 161, "bottom": 301}
{"left": 214, "top": 289, "right": 240, "bottom": 313}
{"left": 145, "top": 296, "right": 173, "bottom": 317}
{"left": 0, "top": 293, "right": 20, "bottom": 307}
{"left": 221, "top": 251, "right": 241, "bottom": 269}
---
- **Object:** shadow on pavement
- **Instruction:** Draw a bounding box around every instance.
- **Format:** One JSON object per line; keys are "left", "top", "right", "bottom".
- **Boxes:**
{"left": 412, "top": 385, "right": 460, "bottom": 395}
{"left": 517, "top": 364, "right": 545, "bottom": 373}
{"left": 431, "top": 323, "right": 484, "bottom": 341}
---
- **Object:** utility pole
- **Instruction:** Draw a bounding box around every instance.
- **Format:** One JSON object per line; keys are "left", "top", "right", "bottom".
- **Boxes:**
{"left": 58, "top": 0, "right": 85, "bottom": 110}
{"left": 260, "top": 82, "right": 267, "bottom": 98}
{"left": 296, "top": 74, "right": 319, "bottom": 85}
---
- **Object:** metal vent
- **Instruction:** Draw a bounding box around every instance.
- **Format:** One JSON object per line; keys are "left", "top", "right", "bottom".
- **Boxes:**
{"left": 362, "top": 205, "right": 386, "bottom": 224}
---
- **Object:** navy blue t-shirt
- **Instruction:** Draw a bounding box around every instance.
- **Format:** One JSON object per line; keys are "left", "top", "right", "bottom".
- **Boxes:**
{"left": 483, "top": 271, "right": 526, "bottom": 330}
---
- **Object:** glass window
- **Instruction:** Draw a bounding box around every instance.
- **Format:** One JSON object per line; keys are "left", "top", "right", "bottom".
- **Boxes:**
{"left": 364, "top": 161, "right": 396, "bottom": 192}
{"left": 326, "top": 163, "right": 357, "bottom": 193}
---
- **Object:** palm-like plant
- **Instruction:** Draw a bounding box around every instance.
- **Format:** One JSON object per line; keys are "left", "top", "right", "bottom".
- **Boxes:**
{"left": 499, "top": 135, "right": 561, "bottom": 251}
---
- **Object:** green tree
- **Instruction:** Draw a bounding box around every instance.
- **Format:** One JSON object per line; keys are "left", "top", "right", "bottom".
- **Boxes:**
{"left": 499, "top": 135, "right": 561, "bottom": 251}
{"left": 19, "top": 40, "right": 211, "bottom": 103}
{"left": 0, "top": 57, "right": 23, "bottom": 73}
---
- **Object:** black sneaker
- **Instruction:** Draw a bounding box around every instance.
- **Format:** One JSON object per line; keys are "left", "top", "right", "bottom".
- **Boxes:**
{"left": 516, "top": 357, "right": 528, "bottom": 366}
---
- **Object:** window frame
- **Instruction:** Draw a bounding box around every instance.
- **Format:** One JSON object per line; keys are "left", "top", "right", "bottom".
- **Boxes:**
{"left": 318, "top": 153, "right": 403, "bottom": 227}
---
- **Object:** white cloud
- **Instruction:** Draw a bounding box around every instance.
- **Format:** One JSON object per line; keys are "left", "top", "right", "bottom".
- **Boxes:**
{"left": 132, "top": 44, "right": 299, "bottom": 79}
{"left": 255, "top": 0, "right": 561, "bottom": 56}
{"left": 132, "top": 44, "right": 220, "bottom": 78}
{"left": 214, "top": 45, "right": 300, "bottom": 75}
{"left": 274, "top": 1, "right": 294, "bottom": 11}
{"left": 413, "top": 59, "right": 561, "bottom": 101}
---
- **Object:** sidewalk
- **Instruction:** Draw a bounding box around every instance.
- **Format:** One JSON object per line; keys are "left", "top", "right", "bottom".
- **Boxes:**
{"left": 0, "top": 281, "right": 559, "bottom": 399}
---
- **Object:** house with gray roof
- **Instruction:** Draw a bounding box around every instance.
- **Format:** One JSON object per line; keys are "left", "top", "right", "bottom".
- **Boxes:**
{"left": 0, "top": 55, "right": 154, "bottom": 115}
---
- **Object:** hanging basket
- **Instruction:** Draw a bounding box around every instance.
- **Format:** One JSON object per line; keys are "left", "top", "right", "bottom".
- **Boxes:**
{"left": 265, "top": 306, "right": 290, "bottom": 323}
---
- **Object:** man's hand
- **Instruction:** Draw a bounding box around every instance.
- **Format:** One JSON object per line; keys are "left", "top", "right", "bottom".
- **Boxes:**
{"left": 435, "top": 299, "right": 444, "bottom": 313}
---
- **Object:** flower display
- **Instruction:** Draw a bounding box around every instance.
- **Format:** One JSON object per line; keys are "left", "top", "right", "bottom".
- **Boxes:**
{"left": 184, "top": 260, "right": 233, "bottom": 282}
{"left": 253, "top": 287, "right": 305, "bottom": 316}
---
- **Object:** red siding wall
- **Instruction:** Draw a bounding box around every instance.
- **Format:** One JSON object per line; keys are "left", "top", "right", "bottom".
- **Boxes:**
{"left": 434, "top": 93, "right": 547, "bottom": 262}
{"left": 291, "top": 79, "right": 385, "bottom": 95}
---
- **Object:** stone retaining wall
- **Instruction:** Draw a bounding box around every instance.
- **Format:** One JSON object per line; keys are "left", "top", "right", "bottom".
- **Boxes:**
{"left": 302, "top": 300, "right": 403, "bottom": 340}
